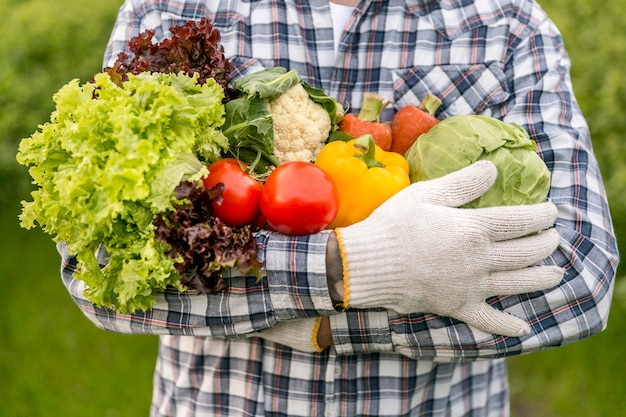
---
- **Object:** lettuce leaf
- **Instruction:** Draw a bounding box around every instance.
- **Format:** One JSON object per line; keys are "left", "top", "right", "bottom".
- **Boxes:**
{"left": 153, "top": 181, "right": 264, "bottom": 294}
{"left": 104, "top": 17, "right": 236, "bottom": 98}
{"left": 17, "top": 71, "right": 227, "bottom": 313}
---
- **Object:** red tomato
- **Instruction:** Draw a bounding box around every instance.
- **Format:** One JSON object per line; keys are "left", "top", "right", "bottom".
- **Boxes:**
{"left": 260, "top": 161, "right": 339, "bottom": 236}
{"left": 251, "top": 211, "right": 268, "bottom": 228}
{"left": 202, "top": 158, "right": 263, "bottom": 227}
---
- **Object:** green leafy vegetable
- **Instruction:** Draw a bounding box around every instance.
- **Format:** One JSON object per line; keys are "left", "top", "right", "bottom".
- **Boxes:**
{"left": 16, "top": 71, "right": 228, "bottom": 313}
{"left": 103, "top": 17, "right": 235, "bottom": 97}
{"left": 233, "top": 67, "right": 300, "bottom": 99}
{"left": 221, "top": 95, "right": 279, "bottom": 173}
{"left": 405, "top": 114, "right": 551, "bottom": 207}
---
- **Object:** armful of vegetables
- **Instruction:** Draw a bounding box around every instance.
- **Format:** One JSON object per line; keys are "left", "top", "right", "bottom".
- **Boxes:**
{"left": 17, "top": 13, "right": 549, "bottom": 318}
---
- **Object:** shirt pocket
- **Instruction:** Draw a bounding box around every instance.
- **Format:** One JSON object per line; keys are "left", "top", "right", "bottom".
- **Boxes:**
{"left": 390, "top": 62, "right": 510, "bottom": 118}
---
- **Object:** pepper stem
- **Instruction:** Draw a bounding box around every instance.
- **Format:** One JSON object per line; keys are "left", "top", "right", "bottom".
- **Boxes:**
{"left": 357, "top": 93, "right": 393, "bottom": 122}
{"left": 353, "top": 135, "right": 384, "bottom": 168}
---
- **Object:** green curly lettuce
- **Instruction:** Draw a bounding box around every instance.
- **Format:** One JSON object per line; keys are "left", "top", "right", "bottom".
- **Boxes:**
{"left": 16, "top": 71, "right": 227, "bottom": 313}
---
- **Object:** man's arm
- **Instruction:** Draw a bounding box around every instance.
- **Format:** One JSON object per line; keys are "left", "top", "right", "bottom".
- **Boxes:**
{"left": 59, "top": 230, "right": 340, "bottom": 337}
{"left": 322, "top": 10, "right": 618, "bottom": 360}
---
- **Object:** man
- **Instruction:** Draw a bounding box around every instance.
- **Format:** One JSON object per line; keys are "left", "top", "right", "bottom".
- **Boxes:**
{"left": 60, "top": 0, "right": 618, "bottom": 415}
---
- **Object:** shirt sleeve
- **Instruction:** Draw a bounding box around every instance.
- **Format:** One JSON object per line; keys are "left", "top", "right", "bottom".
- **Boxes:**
{"left": 330, "top": 13, "right": 618, "bottom": 362}
{"left": 102, "top": 1, "right": 138, "bottom": 68}
{"left": 59, "top": 230, "right": 337, "bottom": 337}
{"left": 329, "top": 310, "right": 395, "bottom": 355}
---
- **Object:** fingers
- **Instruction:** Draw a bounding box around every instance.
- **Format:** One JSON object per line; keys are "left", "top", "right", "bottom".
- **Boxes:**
{"left": 486, "top": 228, "right": 561, "bottom": 271}
{"left": 416, "top": 161, "right": 498, "bottom": 207}
{"left": 455, "top": 264, "right": 564, "bottom": 336}
{"left": 457, "top": 302, "right": 531, "bottom": 337}
{"left": 474, "top": 201, "right": 558, "bottom": 241}
{"left": 481, "top": 265, "right": 565, "bottom": 295}
{"left": 257, "top": 318, "right": 323, "bottom": 352}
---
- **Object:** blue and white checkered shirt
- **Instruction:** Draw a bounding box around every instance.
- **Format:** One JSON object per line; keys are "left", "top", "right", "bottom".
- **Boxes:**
{"left": 60, "top": 0, "right": 619, "bottom": 415}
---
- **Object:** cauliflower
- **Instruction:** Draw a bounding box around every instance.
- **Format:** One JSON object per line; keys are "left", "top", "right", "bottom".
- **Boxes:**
{"left": 222, "top": 67, "right": 344, "bottom": 174}
{"left": 267, "top": 83, "right": 332, "bottom": 164}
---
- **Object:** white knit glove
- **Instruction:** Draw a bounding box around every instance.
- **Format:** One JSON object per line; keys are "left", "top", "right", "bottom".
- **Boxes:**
{"left": 255, "top": 318, "right": 325, "bottom": 352}
{"left": 336, "top": 161, "right": 564, "bottom": 337}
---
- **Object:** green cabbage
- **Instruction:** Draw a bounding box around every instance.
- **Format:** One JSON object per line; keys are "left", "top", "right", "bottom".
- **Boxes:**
{"left": 16, "top": 71, "right": 227, "bottom": 313}
{"left": 405, "top": 114, "right": 550, "bottom": 208}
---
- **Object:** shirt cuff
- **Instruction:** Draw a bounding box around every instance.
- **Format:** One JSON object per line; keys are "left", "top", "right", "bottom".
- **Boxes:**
{"left": 264, "top": 230, "right": 337, "bottom": 319}
{"left": 330, "top": 309, "right": 394, "bottom": 355}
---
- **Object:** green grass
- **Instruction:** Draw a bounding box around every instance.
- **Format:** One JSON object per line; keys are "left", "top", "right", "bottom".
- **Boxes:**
{"left": 0, "top": 2, "right": 158, "bottom": 414}
{"left": 509, "top": 279, "right": 626, "bottom": 416}
{"left": 0, "top": 198, "right": 157, "bottom": 417}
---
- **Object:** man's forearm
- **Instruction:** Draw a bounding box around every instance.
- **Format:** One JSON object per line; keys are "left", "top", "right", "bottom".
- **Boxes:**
{"left": 318, "top": 232, "right": 345, "bottom": 348}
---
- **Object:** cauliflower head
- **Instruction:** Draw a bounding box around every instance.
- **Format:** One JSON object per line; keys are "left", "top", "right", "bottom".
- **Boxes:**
{"left": 267, "top": 83, "right": 332, "bottom": 164}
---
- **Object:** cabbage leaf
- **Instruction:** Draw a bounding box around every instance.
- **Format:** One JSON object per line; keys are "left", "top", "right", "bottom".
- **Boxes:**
{"left": 405, "top": 114, "right": 551, "bottom": 208}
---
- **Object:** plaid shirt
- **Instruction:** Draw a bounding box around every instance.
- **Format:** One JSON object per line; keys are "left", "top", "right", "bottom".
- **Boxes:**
{"left": 61, "top": 0, "right": 619, "bottom": 416}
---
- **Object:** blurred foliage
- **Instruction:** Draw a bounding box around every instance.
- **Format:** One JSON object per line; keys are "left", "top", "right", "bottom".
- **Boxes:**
{"left": 509, "top": 278, "right": 626, "bottom": 417}
{"left": 0, "top": 0, "right": 120, "bottom": 203}
{"left": 541, "top": 0, "right": 626, "bottom": 255}
{"left": 0, "top": 211, "right": 157, "bottom": 417}
{"left": 508, "top": 1, "right": 626, "bottom": 415}
{"left": 1, "top": 0, "right": 625, "bottom": 416}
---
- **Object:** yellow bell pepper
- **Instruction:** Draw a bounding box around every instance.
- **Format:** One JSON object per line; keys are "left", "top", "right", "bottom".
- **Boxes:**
{"left": 315, "top": 134, "right": 410, "bottom": 228}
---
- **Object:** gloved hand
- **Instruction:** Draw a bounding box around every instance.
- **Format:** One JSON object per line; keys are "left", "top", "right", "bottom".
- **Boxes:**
{"left": 336, "top": 161, "right": 564, "bottom": 337}
{"left": 255, "top": 317, "right": 325, "bottom": 352}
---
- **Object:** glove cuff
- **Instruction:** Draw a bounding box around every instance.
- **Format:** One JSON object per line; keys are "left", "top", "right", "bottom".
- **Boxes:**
{"left": 335, "top": 226, "right": 405, "bottom": 310}
{"left": 310, "top": 317, "right": 325, "bottom": 352}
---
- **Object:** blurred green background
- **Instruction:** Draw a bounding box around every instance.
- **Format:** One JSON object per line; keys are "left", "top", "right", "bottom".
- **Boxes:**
{"left": 1, "top": 0, "right": 624, "bottom": 416}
